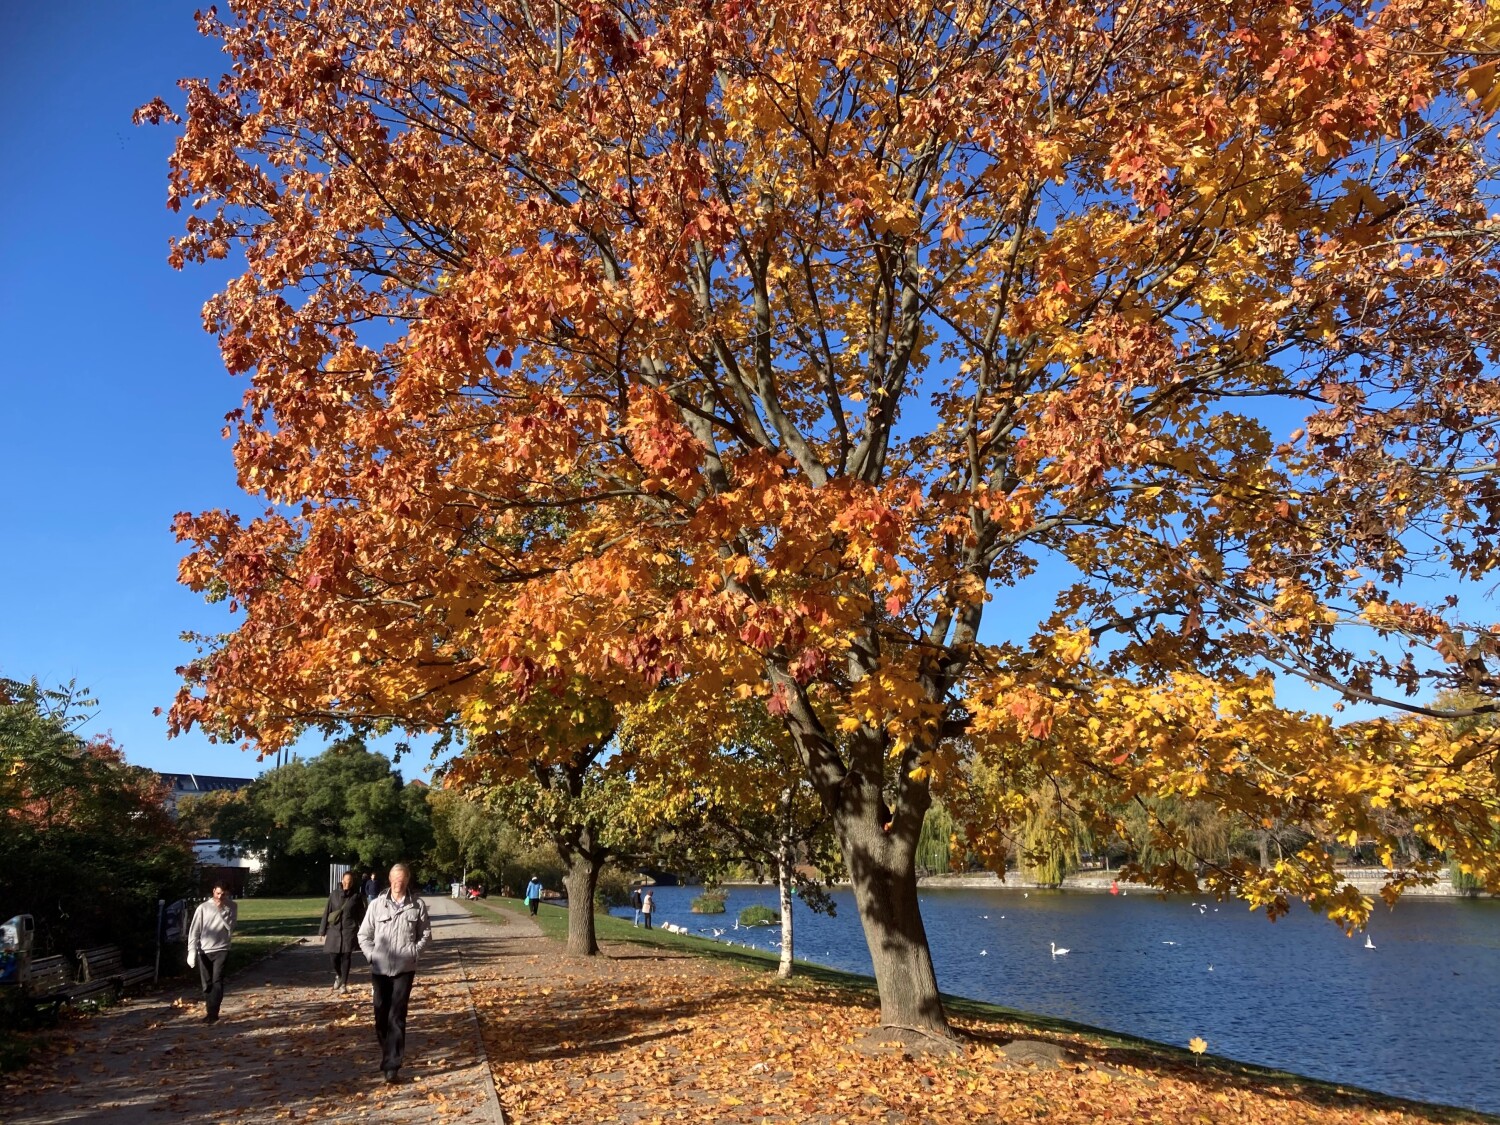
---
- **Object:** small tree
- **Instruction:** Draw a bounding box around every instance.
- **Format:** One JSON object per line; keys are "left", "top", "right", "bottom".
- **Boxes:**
{"left": 0, "top": 678, "right": 195, "bottom": 957}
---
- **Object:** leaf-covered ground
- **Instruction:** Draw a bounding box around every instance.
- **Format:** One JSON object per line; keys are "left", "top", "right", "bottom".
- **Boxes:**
{"left": 0, "top": 896, "right": 501, "bottom": 1124}
{"left": 472, "top": 902, "right": 1492, "bottom": 1125}
{"left": 3, "top": 895, "right": 1492, "bottom": 1124}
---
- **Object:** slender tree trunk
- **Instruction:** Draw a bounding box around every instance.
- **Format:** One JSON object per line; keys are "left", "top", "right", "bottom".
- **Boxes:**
{"left": 1259, "top": 831, "right": 1272, "bottom": 870}
{"left": 777, "top": 837, "right": 795, "bottom": 979}
{"left": 837, "top": 801, "right": 948, "bottom": 1037}
{"left": 561, "top": 851, "right": 602, "bottom": 956}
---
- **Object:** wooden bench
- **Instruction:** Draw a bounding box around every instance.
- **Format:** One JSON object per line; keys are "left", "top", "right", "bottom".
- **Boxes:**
{"left": 24, "top": 954, "right": 114, "bottom": 1012}
{"left": 76, "top": 946, "right": 154, "bottom": 993}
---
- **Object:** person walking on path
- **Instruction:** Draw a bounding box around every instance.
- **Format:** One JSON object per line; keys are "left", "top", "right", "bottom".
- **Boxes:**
{"left": 362, "top": 871, "right": 378, "bottom": 903}
{"left": 358, "top": 862, "right": 432, "bottom": 1084}
{"left": 524, "top": 875, "right": 544, "bottom": 918}
{"left": 319, "top": 870, "right": 368, "bottom": 992}
{"left": 186, "top": 881, "right": 237, "bottom": 1023}
{"left": 640, "top": 889, "right": 654, "bottom": 930}
{"left": 631, "top": 886, "right": 643, "bottom": 927}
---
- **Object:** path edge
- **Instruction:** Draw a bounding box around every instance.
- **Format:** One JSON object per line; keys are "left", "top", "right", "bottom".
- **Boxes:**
{"left": 454, "top": 945, "right": 508, "bottom": 1125}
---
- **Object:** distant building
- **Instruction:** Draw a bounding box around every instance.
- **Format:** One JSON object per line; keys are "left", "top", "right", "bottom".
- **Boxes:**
{"left": 156, "top": 772, "right": 254, "bottom": 817}
{"left": 155, "top": 773, "right": 261, "bottom": 893}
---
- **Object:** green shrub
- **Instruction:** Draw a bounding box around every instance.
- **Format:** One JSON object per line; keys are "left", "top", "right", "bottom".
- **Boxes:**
{"left": 594, "top": 864, "right": 637, "bottom": 912}
{"left": 739, "top": 904, "right": 780, "bottom": 927}
{"left": 691, "top": 891, "right": 727, "bottom": 913}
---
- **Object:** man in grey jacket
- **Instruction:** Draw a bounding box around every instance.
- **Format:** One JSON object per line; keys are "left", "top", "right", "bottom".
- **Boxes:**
{"left": 186, "top": 881, "right": 237, "bottom": 1023}
{"left": 357, "top": 862, "right": 432, "bottom": 1083}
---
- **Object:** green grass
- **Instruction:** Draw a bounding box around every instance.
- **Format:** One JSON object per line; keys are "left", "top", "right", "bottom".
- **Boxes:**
{"left": 223, "top": 897, "right": 324, "bottom": 977}
{"left": 457, "top": 897, "right": 510, "bottom": 924}
{"left": 466, "top": 900, "right": 1497, "bottom": 1124}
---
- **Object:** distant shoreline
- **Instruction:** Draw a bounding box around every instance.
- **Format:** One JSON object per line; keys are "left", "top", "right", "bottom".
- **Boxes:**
{"left": 718, "top": 870, "right": 1492, "bottom": 899}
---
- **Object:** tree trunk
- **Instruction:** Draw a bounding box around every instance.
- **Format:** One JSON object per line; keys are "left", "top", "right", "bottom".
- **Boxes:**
{"left": 837, "top": 800, "right": 949, "bottom": 1037}
{"left": 1259, "top": 831, "right": 1272, "bottom": 870}
{"left": 562, "top": 852, "right": 602, "bottom": 957}
{"left": 774, "top": 665, "right": 951, "bottom": 1037}
{"left": 777, "top": 839, "right": 795, "bottom": 980}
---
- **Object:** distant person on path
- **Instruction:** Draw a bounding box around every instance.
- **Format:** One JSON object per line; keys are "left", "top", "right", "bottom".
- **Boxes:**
{"left": 186, "top": 881, "right": 237, "bottom": 1023}
{"left": 631, "top": 886, "right": 643, "bottom": 927}
{"left": 357, "top": 862, "right": 432, "bottom": 1084}
{"left": 362, "top": 871, "right": 378, "bottom": 903}
{"left": 641, "top": 889, "right": 654, "bottom": 930}
{"left": 524, "top": 875, "right": 544, "bottom": 917}
{"left": 319, "top": 870, "right": 367, "bottom": 993}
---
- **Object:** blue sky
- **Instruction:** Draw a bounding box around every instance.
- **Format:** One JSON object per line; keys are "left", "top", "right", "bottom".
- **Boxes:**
{"left": 0, "top": 4, "right": 279, "bottom": 778}
{"left": 1, "top": 4, "right": 1483, "bottom": 782}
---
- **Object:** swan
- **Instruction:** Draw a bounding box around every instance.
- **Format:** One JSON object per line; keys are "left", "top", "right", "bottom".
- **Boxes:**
{"left": 1050, "top": 942, "right": 1070, "bottom": 958}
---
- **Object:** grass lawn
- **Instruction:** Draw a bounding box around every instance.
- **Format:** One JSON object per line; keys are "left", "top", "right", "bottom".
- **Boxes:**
{"left": 222, "top": 897, "right": 325, "bottom": 977}
{"left": 456, "top": 897, "right": 510, "bottom": 923}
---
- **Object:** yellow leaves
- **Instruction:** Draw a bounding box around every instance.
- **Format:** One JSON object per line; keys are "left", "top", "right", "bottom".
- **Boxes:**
{"left": 1188, "top": 1036, "right": 1208, "bottom": 1056}
{"left": 1459, "top": 61, "right": 1500, "bottom": 117}
{"left": 1051, "top": 627, "right": 1092, "bottom": 667}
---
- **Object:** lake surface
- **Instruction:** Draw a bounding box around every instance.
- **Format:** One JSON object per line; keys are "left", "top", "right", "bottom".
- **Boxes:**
{"left": 615, "top": 885, "right": 1500, "bottom": 1114}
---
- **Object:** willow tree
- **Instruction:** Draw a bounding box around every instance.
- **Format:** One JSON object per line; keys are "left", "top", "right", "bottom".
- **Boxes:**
{"left": 149, "top": 0, "right": 1500, "bottom": 1037}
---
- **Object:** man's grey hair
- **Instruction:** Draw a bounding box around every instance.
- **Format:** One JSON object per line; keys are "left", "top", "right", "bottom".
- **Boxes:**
{"left": 389, "top": 862, "right": 412, "bottom": 878}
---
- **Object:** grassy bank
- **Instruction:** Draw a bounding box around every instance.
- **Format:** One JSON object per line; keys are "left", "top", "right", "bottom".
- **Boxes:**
{"left": 223, "top": 897, "right": 324, "bottom": 978}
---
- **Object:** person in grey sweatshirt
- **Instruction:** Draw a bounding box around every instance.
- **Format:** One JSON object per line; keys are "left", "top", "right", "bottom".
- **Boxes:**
{"left": 357, "top": 863, "right": 432, "bottom": 1083}
{"left": 186, "top": 881, "right": 237, "bottom": 1023}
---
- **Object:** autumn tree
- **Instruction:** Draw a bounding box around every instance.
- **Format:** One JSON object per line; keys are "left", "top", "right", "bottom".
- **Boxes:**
{"left": 0, "top": 678, "right": 196, "bottom": 957}
{"left": 440, "top": 679, "right": 670, "bottom": 956}
{"left": 149, "top": 0, "right": 1500, "bottom": 1036}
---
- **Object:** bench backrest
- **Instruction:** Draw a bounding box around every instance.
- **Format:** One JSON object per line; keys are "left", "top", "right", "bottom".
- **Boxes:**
{"left": 28, "top": 955, "right": 71, "bottom": 994}
{"left": 77, "top": 946, "right": 124, "bottom": 981}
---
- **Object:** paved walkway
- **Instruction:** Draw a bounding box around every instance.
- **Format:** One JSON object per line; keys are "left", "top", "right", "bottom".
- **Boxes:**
{"left": 0, "top": 895, "right": 508, "bottom": 1125}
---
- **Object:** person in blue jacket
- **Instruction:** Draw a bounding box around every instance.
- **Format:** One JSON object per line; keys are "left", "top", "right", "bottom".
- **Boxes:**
{"left": 523, "top": 875, "right": 544, "bottom": 917}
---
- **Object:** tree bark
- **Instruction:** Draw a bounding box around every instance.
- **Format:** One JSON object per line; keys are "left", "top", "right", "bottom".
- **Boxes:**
{"left": 561, "top": 850, "right": 602, "bottom": 957}
{"left": 777, "top": 836, "right": 795, "bottom": 980}
{"left": 836, "top": 791, "right": 949, "bottom": 1037}
{"left": 776, "top": 668, "right": 952, "bottom": 1038}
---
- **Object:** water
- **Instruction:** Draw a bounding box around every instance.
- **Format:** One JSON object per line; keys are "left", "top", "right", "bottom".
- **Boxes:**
{"left": 615, "top": 885, "right": 1500, "bottom": 1114}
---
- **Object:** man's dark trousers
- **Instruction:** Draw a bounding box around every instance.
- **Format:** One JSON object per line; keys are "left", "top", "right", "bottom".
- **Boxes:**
{"left": 372, "top": 970, "right": 416, "bottom": 1071}
{"left": 198, "top": 950, "right": 228, "bottom": 1019}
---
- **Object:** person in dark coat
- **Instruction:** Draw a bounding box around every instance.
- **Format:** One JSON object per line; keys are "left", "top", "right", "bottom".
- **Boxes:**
{"left": 319, "top": 870, "right": 368, "bottom": 992}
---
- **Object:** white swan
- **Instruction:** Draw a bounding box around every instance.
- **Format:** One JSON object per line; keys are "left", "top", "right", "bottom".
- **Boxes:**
{"left": 1050, "top": 942, "right": 1070, "bottom": 958}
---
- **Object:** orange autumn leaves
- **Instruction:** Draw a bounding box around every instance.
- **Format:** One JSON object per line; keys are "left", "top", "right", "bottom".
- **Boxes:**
{"left": 473, "top": 939, "right": 1474, "bottom": 1125}
{"left": 145, "top": 0, "right": 1500, "bottom": 1023}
